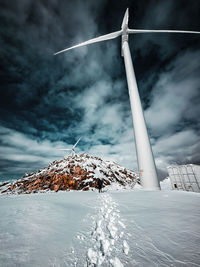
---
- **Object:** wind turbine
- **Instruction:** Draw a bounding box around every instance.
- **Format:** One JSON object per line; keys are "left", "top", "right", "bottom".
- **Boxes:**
{"left": 54, "top": 8, "right": 200, "bottom": 190}
{"left": 59, "top": 137, "right": 81, "bottom": 157}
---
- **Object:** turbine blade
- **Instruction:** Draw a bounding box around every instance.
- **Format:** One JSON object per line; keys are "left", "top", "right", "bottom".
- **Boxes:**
{"left": 128, "top": 29, "right": 200, "bottom": 34}
{"left": 73, "top": 137, "right": 81, "bottom": 149}
{"left": 54, "top": 30, "right": 122, "bottom": 55}
{"left": 121, "top": 8, "right": 129, "bottom": 29}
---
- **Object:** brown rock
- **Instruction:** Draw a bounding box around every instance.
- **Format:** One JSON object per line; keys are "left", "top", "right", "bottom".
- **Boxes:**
{"left": 33, "top": 178, "right": 42, "bottom": 185}
{"left": 10, "top": 184, "right": 16, "bottom": 190}
{"left": 53, "top": 184, "right": 60, "bottom": 191}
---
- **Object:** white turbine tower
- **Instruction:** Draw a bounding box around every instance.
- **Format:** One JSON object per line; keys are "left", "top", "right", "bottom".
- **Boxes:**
{"left": 59, "top": 137, "right": 81, "bottom": 157}
{"left": 54, "top": 8, "right": 200, "bottom": 190}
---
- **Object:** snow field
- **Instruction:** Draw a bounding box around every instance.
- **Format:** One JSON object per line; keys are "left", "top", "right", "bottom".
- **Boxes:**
{"left": 87, "top": 193, "right": 130, "bottom": 266}
{"left": 0, "top": 189, "right": 200, "bottom": 266}
{"left": 111, "top": 190, "right": 200, "bottom": 267}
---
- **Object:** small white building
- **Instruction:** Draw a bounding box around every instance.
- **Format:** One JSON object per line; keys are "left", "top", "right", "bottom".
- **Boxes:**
{"left": 167, "top": 164, "right": 200, "bottom": 193}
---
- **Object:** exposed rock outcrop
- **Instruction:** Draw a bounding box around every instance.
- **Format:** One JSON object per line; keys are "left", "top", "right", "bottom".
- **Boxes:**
{"left": 0, "top": 154, "right": 137, "bottom": 194}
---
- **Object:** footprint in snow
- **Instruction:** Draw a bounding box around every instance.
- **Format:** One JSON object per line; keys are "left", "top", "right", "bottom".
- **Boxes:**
{"left": 123, "top": 240, "right": 129, "bottom": 255}
{"left": 86, "top": 193, "right": 130, "bottom": 266}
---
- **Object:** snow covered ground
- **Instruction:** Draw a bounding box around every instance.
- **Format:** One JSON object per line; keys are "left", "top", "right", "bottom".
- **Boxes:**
{"left": 0, "top": 187, "right": 200, "bottom": 266}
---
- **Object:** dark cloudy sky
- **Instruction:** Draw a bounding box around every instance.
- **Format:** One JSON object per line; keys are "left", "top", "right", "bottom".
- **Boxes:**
{"left": 0, "top": 0, "right": 200, "bottom": 181}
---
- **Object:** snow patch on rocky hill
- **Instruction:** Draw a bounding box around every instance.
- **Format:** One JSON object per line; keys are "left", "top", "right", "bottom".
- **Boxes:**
{"left": 0, "top": 154, "right": 137, "bottom": 194}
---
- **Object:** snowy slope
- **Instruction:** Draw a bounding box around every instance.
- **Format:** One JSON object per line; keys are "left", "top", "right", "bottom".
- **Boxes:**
{"left": 0, "top": 154, "right": 137, "bottom": 194}
{"left": 0, "top": 190, "right": 199, "bottom": 266}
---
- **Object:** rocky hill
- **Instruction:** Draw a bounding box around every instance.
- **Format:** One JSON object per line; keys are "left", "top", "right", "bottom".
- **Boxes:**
{"left": 0, "top": 154, "right": 138, "bottom": 194}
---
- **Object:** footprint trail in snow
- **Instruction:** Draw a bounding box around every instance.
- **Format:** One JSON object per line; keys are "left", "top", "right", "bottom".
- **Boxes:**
{"left": 86, "top": 193, "right": 130, "bottom": 267}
